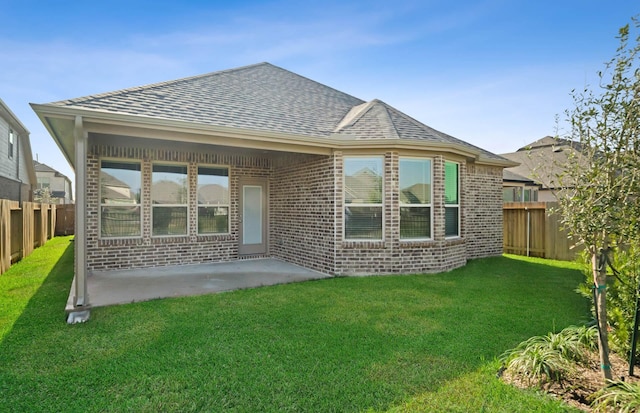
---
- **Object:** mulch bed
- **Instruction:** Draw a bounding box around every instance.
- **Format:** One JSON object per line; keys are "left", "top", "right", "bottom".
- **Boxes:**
{"left": 501, "top": 351, "right": 639, "bottom": 411}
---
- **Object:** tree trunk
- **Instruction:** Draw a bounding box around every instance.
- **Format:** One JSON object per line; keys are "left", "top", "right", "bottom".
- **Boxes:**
{"left": 592, "top": 251, "right": 613, "bottom": 381}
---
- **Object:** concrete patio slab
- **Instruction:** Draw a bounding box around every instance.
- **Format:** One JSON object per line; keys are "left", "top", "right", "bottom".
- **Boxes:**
{"left": 83, "top": 259, "right": 331, "bottom": 308}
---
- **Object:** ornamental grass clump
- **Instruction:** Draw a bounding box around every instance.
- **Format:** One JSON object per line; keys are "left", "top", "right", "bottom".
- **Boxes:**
{"left": 501, "top": 340, "right": 571, "bottom": 385}
{"left": 500, "top": 325, "right": 598, "bottom": 386}
{"left": 592, "top": 380, "right": 640, "bottom": 412}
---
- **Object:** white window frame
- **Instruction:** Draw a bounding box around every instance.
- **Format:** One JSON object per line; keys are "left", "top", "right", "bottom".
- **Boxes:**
{"left": 151, "top": 162, "right": 189, "bottom": 238}
{"left": 37, "top": 177, "right": 51, "bottom": 189}
{"left": 444, "top": 160, "right": 460, "bottom": 239}
{"left": 8, "top": 129, "right": 14, "bottom": 159}
{"left": 399, "top": 157, "right": 433, "bottom": 241}
{"left": 343, "top": 156, "right": 384, "bottom": 241}
{"left": 196, "top": 164, "right": 230, "bottom": 235}
{"left": 99, "top": 158, "right": 143, "bottom": 239}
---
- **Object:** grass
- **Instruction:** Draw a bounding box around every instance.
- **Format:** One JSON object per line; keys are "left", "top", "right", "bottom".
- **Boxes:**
{"left": 0, "top": 239, "right": 589, "bottom": 412}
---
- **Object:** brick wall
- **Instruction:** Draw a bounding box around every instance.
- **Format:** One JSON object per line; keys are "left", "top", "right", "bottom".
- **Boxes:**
{"left": 86, "top": 139, "right": 270, "bottom": 271}
{"left": 334, "top": 152, "right": 468, "bottom": 275}
{"left": 463, "top": 163, "right": 504, "bottom": 258}
{"left": 84, "top": 135, "right": 504, "bottom": 274}
{"left": 270, "top": 153, "right": 336, "bottom": 274}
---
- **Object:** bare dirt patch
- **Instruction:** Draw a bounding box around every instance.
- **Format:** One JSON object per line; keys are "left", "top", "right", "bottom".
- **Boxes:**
{"left": 501, "top": 351, "right": 639, "bottom": 411}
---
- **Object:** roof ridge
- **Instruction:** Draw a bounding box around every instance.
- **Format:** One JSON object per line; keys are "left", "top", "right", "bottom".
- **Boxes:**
{"left": 370, "top": 99, "right": 401, "bottom": 140}
{"left": 50, "top": 62, "right": 274, "bottom": 106}
{"left": 333, "top": 99, "right": 400, "bottom": 139}
{"left": 333, "top": 100, "right": 377, "bottom": 132}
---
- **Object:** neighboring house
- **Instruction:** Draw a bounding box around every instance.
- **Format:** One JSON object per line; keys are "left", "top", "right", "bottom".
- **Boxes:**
{"left": 32, "top": 62, "right": 515, "bottom": 311}
{"left": 0, "top": 98, "right": 36, "bottom": 202}
{"left": 34, "top": 160, "right": 73, "bottom": 204}
{"left": 500, "top": 136, "right": 584, "bottom": 202}
{"left": 502, "top": 170, "right": 540, "bottom": 202}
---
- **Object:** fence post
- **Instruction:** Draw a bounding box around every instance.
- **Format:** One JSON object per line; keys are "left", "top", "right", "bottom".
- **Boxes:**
{"left": 0, "top": 200, "right": 10, "bottom": 274}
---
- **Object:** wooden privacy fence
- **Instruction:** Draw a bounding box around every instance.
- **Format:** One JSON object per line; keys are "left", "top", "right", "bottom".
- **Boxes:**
{"left": 503, "top": 202, "right": 579, "bottom": 261}
{"left": 55, "top": 204, "right": 75, "bottom": 236}
{"left": 0, "top": 199, "right": 57, "bottom": 275}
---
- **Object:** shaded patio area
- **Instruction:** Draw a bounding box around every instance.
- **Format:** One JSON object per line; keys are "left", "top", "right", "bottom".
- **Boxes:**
{"left": 67, "top": 259, "right": 331, "bottom": 309}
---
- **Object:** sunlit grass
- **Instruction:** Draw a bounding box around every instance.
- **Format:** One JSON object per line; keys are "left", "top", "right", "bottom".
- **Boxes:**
{"left": 0, "top": 244, "right": 588, "bottom": 412}
{"left": 0, "top": 236, "right": 73, "bottom": 341}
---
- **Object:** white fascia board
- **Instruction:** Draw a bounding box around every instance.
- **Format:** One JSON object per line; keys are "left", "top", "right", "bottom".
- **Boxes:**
{"left": 31, "top": 104, "right": 516, "bottom": 168}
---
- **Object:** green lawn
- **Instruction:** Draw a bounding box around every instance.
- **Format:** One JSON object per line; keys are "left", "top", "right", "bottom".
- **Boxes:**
{"left": 0, "top": 237, "right": 588, "bottom": 412}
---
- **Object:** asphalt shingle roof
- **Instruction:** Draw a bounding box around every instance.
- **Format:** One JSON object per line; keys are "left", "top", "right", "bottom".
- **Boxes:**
{"left": 500, "top": 136, "right": 585, "bottom": 189}
{"left": 47, "top": 62, "right": 505, "bottom": 161}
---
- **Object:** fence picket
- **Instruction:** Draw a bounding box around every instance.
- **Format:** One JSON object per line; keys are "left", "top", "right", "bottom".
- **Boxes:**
{"left": 0, "top": 199, "right": 61, "bottom": 275}
{"left": 503, "top": 202, "right": 579, "bottom": 261}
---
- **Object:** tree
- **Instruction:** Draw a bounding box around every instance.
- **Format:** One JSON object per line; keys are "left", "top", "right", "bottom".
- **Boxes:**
{"left": 557, "top": 18, "right": 640, "bottom": 381}
{"left": 33, "top": 187, "right": 54, "bottom": 204}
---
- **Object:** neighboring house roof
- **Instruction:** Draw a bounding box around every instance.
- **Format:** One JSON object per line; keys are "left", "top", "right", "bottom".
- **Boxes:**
{"left": 198, "top": 184, "right": 228, "bottom": 204}
{"left": 151, "top": 181, "right": 188, "bottom": 204}
{"left": 503, "top": 170, "right": 538, "bottom": 185}
{"left": 400, "top": 183, "right": 431, "bottom": 204}
{"left": 100, "top": 170, "right": 136, "bottom": 203}
{"left": 500, "top": 136, "right": 584, "bottom": 190}
{"left": 0, "top": 98, "right": 37, "bottom": 185}
{"left": 34, "top": 160, "right": 73, "bottom": 199}
{"left": 34, "top": 160, "right": 71, "bottom": 180}
{"left": 344, "top": 168, "right": 382, "bottom": 203}
{"left": 31, "top": 63, "right": 514, "bottom": 169}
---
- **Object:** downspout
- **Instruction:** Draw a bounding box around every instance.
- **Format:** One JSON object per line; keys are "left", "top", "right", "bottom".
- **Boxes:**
{"left": 67, "top": 115, "right": 90, "bottom": 323}
{"left": 16, "top": 130, "right": 22, "bottom": 204}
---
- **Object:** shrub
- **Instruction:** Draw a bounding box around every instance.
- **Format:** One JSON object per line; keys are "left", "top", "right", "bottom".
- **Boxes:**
{"left": 577, "top": 244, "right": 640, "bottom": 359}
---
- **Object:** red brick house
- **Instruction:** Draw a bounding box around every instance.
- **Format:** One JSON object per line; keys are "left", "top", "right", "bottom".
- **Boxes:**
{"left": 32, "top": 63, "right": 514, "bottom": 311}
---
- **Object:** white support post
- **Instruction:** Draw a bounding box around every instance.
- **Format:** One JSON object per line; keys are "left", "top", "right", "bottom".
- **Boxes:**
{"left": 72, "top": 115, "right": 89, "bottom": 311}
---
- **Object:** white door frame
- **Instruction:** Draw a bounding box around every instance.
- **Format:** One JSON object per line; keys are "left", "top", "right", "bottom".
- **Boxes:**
{"left": 238, "top": 178, "right": 268, "bottom": 255}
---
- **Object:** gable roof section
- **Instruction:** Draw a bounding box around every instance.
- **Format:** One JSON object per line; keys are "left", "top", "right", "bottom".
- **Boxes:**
{"left": 31, "top": 63, "right": 513, "bottom": 169}
{"left": 34, "top": 160, "right": 71, "bottom": 180}
{"left": 501, "top": 136, "right": 585, "bottom": 189}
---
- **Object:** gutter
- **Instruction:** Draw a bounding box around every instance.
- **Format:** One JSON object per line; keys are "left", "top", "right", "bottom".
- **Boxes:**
{"left": 31, "top": 104, "right": 517, "bottom": 168}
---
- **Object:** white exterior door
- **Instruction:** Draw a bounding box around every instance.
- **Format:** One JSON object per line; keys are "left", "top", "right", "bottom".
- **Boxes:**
{"left": 239, "top": 179, "right": 267, "bottom": 255}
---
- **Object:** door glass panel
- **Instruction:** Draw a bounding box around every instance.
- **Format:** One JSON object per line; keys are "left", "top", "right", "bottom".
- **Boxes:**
{"left": 243, "top": 185, "right": 262, "bottom": 244}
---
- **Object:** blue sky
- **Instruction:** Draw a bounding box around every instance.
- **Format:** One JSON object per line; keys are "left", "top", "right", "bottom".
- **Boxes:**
{"left": 1, "top": 0, "right": 638, "bottom": 186}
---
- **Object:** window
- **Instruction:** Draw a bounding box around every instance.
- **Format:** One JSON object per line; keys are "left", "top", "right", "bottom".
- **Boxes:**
{"left": 444, "top": 161, "right": 459, "bottom": 237}
{"left": 8, "top": 129, "right": 14, "bottom": 159}
{"left": 197, "top": 166, "right": 229, "bottom": 234}
{"left": 503, "top": 187, "right": 515, "bottom": 202}
{"left": 523, "top": 188, "right": 539, "bottom": 202}
{"left": 399, "top": 158, "right": 432, "bottom": 239}
{"left": 100, "top": 160, "right": 142, "bottom": 237}
{"left": 344, "top": 157, "right": 383, "bottom": 240}
{"left": 37, "top": 177, "right": 50, "bottom": 189}
{"left": 152, "top": 164, "right": 188, "bottom": 236}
